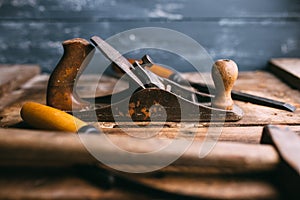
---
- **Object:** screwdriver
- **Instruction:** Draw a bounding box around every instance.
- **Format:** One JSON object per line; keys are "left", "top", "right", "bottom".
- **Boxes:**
{"left": 20, "top": 102, "right": 99, "bottom": 134}
{"left": 111, "top": 55, "right": 188, "bottom": 85}
{"left": 112, "top": 55, "right": 296, "bottom": 112}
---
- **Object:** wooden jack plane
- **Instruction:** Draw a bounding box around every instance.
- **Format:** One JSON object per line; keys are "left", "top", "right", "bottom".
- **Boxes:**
{"left": 47, "top": 37, "right": 243, "bottom": 122}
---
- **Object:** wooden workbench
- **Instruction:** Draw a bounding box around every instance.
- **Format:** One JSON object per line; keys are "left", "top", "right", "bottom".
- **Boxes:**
{"left": 0, "top": 64, "right": 299, "bottom": 199}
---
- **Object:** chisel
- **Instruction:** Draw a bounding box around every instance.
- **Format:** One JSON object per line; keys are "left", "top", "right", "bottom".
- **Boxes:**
{"left": 112, "top": 55, "right": 296, "bottom": 112}
{"left": 191, "top": 83, "right": 296, "bottom": 112}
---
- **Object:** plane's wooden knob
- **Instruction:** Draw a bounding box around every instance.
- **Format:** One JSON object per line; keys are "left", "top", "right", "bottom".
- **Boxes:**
{"left": 211, "top": 59, "right": 238, "bottom": 110}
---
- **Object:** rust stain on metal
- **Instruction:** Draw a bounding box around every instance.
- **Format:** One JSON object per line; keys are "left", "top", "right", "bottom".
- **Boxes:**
{"left": 128, "top": 102, "right": 135, "bottom": 117}
{"left": 141, "top": 107, "right": 150, "bottom": 120}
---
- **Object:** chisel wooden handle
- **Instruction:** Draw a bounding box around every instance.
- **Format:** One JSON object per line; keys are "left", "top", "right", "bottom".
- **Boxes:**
{"left": 21, "top": 102, "right": 99, "bottom": 133}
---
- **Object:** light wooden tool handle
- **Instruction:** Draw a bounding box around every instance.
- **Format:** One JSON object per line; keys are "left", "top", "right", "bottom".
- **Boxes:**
{"left": 141, "top": 55, "right": 174, "bottom": 78}
{"left": 47, "top": 38, "right": 95, "bottom": 111}
{"left": 212, "top": 59, "right": 238, "bottom": 110}
{"left": 21, "top": 102, "right": 88, "bottom": 132}
{"left": 113, "top": 55, "right": 186, "bottom": 84}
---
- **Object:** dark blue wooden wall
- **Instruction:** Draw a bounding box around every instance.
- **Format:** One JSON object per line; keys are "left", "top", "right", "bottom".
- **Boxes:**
{"left": 0, "top": 0, "right": 299, "bottom": 72}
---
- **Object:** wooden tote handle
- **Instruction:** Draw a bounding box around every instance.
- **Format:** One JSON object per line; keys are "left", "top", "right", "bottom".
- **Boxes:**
{"left": 47, "top": 38, "right": 95, "bottom": 111}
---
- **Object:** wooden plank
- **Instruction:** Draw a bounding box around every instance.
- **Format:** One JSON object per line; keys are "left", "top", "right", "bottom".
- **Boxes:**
{"left": 0, "top": 128, "right": 280, "bottom": 174}
{"left": 269, "top": 58, "right": 300, "bottom": 90}
{"left": 0, "top": 1, "right": 299, "bottom": 73}
{"left": 0, "top": 75, "right": 47, "bottom": 127}
{"left": 102, "top": 126, "right": 262, "bottom": 144}
{"left": 0, "top": 166, "right": 279, "bottom": 200}
{"left": 1, "top": 20, "right": 300, "bottom": 72}
{"left": 0, "top": 128, "right": 281, "bottom": 199}
{"left": 1, "top": 71, "right": 300, "bottom": 129}
{"left": 0, "top": 166, "right": 152, "bottom": 200}
{"left": 261, "top": 125, "right": 300, "bottom": 199}
{"left": 0, "top": 68, "right": 296, "bottom": 199}
{"left": 0, "top": 0, "right": 299, "bottom": 19}
{"left": 0, "top": 65, "right": 40, "bottom": 98}
{"left": 261, "top": 125, "right": 300, "bottom": 174}
{"left": 127, "top": 174, "right": 279, "bottom": 200}
{"left": 101, "top": 125, "right": 300, "bottom": 144}
{"left": 1, "top": 75, "right": 299, "bottom": 145}
{"left": 0, "top": 74, "right": 292, "bottom": 144}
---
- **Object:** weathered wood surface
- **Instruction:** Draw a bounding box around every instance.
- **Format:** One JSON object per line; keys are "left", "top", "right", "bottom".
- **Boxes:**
{"left": 1, "top": 0, "right": 299, "bottom": 19}
{"left": 261, "top": 125, "right": 300, "bottom": 175}
{"left": 0, "top": 74, "right": 48, "bottom": 126}
{"left": 0, "top": 0, "right": 299, "bottom": 72}
{"left": 1, "top": 70, "right": 300, "bottom": 131}
{"left": 0, "top": 65, "right": 40, "bottom": 98}
{"left": 0, "top": 166, "right": 279, "bottom": 200}
{"left": 185, "top": 70, "right": 300, "bottom": 126}
{"left": 0, "top": 66, "right": 299, "bottom": 199}
{"left": 0, "top": 166, "right": 156, "bottom": 200}
{"left": 0, "top": 128, "right": 280, "bottom": 199}
{"left": 0, "top": 128, "right": 280, "bottom": 174}
{"left": 269, "top": 58, "right": 300, "bottom": 90}
{"left": 261, "top": 125, "right": 300, "bottom": 200}
{"left": 128, "top": 173, "right": 279, "bottom": 200}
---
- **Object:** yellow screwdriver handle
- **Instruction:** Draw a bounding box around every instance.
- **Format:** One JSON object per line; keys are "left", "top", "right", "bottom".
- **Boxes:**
{"left": 21, "top": 102, "right": 91, "bottom": 133}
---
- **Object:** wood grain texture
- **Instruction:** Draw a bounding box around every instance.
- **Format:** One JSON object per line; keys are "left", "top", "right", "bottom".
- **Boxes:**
{"left": 261, "top": 125, "right": 300, "bottom": 200}
{"left": 127, "top": 174, "right": 279, "bottom": 200}
{"left": 0, "top": 127, "right": 280, "bottom": 175}
{"left": 1, "top": 70, "right": 300, "bottom": 128}
{"left": 184, "top": 71, "right": 300, "bottom": 126}
{"left": 0, "top": 127, "right": 281, "bottom": 199}
{"left": 269, "top": 58, "right": 300, "bottom": 90}
{"left": 0, "top": 66, "right": 299, "bottom": 199}
{"left": 261, "top": 125, "right": 300, "bottom": 175}
{"left": 0, "top": 75, "right": 47, "bottom": 127}
{"left": 0, "top": 0, "right": 299, "bottom": 19}
{"left": 0, "top": 126, "right": 283, "bottom": 199}
{"left": 0, "top": 166, "right": 154, "bottom": 200}
{"left": 0, "top": 65, "right": 40, "bottom": 98}
{"left": 0, "top": 0, "right": 299, "bottom": 72}
{"left": 0, "top": 166, "right": 279, "bottom": 200}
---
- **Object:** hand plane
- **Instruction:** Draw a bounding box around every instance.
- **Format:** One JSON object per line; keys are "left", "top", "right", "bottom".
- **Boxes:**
{"left": 47, "top": 37, "right": 243, "bottom": 122}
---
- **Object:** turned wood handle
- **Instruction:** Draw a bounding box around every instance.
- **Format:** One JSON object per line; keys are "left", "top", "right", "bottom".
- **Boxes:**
{"left": 47, "top": 38, "right": 95, "bottom": 111}
{"left": 212, "top": 59, "right": 238, "bottom": 110}
{"left": 20, "top": 102, "right": 100, "bottom": 133}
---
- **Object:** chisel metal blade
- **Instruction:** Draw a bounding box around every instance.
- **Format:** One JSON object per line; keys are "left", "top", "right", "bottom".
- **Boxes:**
{"left": 231, "top": 90, "right": 296, "bottom": 112}
{"left": 191, "top": 82, "right": 296, "bottom": 112}
{"left": 90, "top": 36, "right": 145, "bottom": 89}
